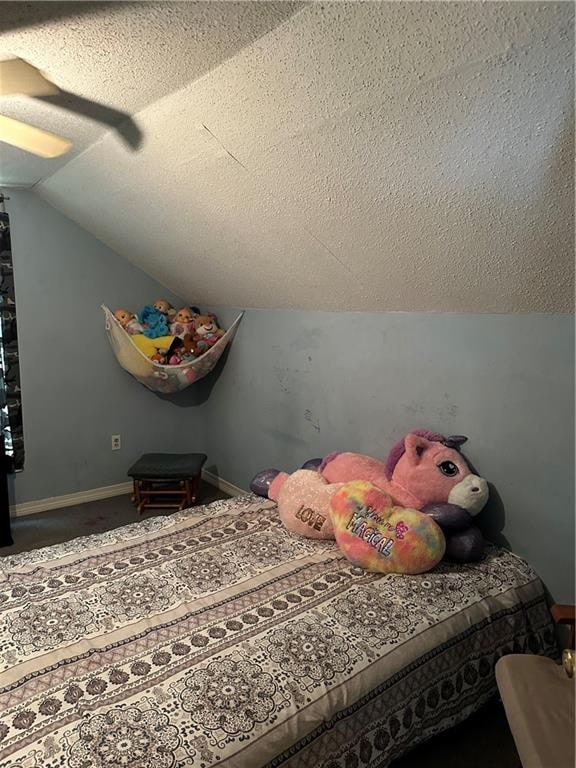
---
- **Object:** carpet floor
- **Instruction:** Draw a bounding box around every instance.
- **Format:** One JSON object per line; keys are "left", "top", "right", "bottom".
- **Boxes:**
{"left": 2, "top": 480, "right": 229, "bottom": 556}
{"left": 391, "top": 697, "right": 521, "bottom": 767}
{"left": 1, "top": 485, "right": 521, "bottom": 768}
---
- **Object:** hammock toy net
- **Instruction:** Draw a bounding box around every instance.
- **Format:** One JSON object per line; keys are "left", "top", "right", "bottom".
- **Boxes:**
{"left": 103, "top": 305, "right": 243, "bottom": 393}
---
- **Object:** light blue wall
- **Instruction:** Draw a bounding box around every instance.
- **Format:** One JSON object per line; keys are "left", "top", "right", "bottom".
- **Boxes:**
{"left": 4, "top": 191, "right": 574, "bottom": 603}
{"left": 203, "top": 308, "right": 575, "bottom": 603}
{"left": 6, "top": 190, "right": 203, "bottom": 505}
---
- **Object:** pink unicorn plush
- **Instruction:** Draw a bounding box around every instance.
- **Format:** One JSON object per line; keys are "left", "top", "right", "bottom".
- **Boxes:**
{"left": 251, "top": 430, "right": 489, "bottom": 562}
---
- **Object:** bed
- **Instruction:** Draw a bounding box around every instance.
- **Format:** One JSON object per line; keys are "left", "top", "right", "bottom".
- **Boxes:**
{"left": 0, "top": 494, "right": 557, "bottom": 768}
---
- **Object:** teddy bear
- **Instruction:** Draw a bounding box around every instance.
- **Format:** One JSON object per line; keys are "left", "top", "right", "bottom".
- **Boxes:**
{"left": 162, "top": 333, "right": 201, "bottom": 363}
{"left": 182, "top": 333, "right": 202, "bottom": 358}
{"left": 250, "top": 430, "right": 489, "bottom": 562}
{"left": 114, "top": 309, "right": 145, "bottom": 335}
{"left": 191, "top": 314, "right": 225, "bottom": 354}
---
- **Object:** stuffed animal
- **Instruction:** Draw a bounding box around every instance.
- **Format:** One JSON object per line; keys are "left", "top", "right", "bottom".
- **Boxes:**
{"left": 251, "top": 466, "right": 445, "bottom": 573}
{"left": 331, "top": 481, "right": 445, "bottom": 574}
{"left": 114, "top": 309, "right": 145, "bottom": 335}
{"left": 268, "top": 468, "right": 341, "bottom": 540}
{"left": 170, "top": 307, "right": 198, "bottom": 338}
{"left": 250, "top": 430, "right": 489, "bottom": 563}
{"left": 139, "top": 305, "right": 170, "bottom": 339}
{"left": 131, "top": 334, "right": 175, "bottom": 359}
{"left": 153, "top": 299, "right": 177, "bottom": 322}
{"left": 182, "top": 333, "right": 202, "bottom": 357}
{"left": 191, "top": 314, "right": 225, "bottom": 353}
{"left": 165, "top": 334, "right": 198, "bottom": 359}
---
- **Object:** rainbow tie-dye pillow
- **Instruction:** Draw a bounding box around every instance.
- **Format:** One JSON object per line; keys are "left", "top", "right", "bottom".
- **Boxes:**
{"left": 330, "top": 481, "right": 445, "bottom": 574}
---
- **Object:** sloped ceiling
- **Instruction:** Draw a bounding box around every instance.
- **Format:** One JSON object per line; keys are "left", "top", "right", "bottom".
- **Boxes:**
{"left": 1, "top": 1, "right": 574, "bottom": 312}
{"left": 0, "top": 1, "right": 302, "bottom": 184}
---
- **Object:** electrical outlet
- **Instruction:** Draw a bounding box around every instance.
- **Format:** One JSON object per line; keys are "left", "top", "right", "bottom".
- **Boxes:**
{"left": 111, "top": 434, "right": 121, "bottom": 451}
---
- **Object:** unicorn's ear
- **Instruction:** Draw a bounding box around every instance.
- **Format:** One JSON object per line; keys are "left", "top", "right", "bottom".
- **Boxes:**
{"left": 404, "top": 433, "right": 433, "bottom": 466}
{"left": 444, "top": 435, "right": 468, "bottom": 449}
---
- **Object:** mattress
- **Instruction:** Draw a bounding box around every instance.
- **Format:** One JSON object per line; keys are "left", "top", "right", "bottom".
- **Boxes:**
{"left": 0, "top": 494, "right": 557, "bottom": 767}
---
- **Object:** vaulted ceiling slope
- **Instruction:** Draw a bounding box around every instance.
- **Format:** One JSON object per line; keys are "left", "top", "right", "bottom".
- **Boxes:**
{"left": 0, "top": 1, "right": 303, "bottom": 183}
{"left": 2, "top": 2, "right": 574, "bottom": 312}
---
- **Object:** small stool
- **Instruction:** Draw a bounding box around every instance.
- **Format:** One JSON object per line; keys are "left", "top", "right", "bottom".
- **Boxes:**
{"left": 127, "top": 453, "right": 207, "bottom": 513}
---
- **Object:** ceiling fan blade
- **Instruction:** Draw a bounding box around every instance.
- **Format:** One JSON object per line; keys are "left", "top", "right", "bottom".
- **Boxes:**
{"left": 0, "top": 58, "right": 60, "bottom": 97}
{"left": 0, "top": 115, "right": 72, "bottom": 158}
{"left": 0, "top": 58, "right": 142, "bottom": 151}
{"left": 37, "top": 89, "right": 143, "bottom": 149}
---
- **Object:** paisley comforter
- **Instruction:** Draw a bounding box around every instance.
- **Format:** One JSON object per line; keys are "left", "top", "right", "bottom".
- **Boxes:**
{"left": 0, "top": 495, "right": 556, "bottom": 767}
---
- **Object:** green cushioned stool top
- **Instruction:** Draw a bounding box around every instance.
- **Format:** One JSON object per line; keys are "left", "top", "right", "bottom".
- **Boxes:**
{"left": 128, "top": 453, "right": 207, "bottom": 480}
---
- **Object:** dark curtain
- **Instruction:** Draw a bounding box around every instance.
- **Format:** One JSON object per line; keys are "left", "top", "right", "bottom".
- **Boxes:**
{"left": 0, "top": 207, "right": 24, "bottom": 473}
{"left": 0, "top": 202, "right": 23, "bottom": 545}
{"left": 0, "top": 207, "right": 24, "bottom": 471}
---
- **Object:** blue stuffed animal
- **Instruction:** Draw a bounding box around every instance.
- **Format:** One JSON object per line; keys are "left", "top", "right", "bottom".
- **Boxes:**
{"left": 139, "top": 305, "right": 169, "bottom": 338}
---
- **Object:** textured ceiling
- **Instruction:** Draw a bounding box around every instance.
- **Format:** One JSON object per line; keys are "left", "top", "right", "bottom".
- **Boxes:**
{"left": 0, "top": 1, "right": 302, "bottom": 184}
{"left": 2, "top": 1, "right": 574, "bottom": 313}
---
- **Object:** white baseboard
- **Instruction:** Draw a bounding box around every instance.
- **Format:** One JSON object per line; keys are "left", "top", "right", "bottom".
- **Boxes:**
{"left": 11, "top": 482, "right": 134, "bottom": 517}
{"left": 201, "top": 469, "right": 246, "bottom": 498}
{"left": 10, "top": 471, "right": 247, "bottom": 517}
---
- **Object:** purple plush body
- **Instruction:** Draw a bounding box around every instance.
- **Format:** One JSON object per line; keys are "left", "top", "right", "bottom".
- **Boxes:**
{"left": 421, "top": 502, "right": 472, "bottom": 531}
{"left": 301, "top": 458, "right": 323, "bottom": 471}
{"left": 250, "top": 468, "right": 280, "bottom": 497}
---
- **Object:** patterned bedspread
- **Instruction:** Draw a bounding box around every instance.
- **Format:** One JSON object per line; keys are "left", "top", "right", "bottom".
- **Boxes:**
{"left": 0, "top": 495, "right": 556, "bottom": 768}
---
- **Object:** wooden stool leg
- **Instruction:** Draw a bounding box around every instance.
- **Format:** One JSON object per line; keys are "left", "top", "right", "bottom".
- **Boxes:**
{"left": 184, "top": 479, "right": 192, "bottom": 507}
{"left": 192, "top": 474, "right": 201, "bottom": 503}
{"left": 129, "top": 472, "right": 205, "bottom": 513}
{"left": 137, "top": 480, "right": 146, "bottom": 514}
{"left": 131, "top": 478, "right": 140, "bottom": 507}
